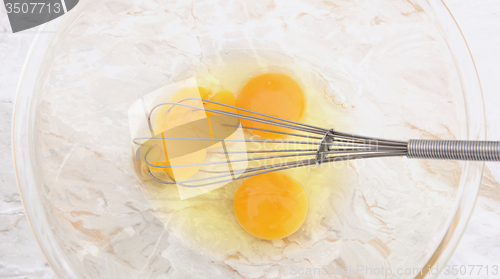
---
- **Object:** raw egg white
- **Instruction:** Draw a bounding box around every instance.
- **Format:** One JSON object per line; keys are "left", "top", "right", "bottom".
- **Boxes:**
{"left": 135, "top": 48, "right": 349, "bottom": 261}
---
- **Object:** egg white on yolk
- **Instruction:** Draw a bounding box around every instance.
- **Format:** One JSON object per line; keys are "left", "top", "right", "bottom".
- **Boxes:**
{"left": 233, "top": 172, "right": 308, "bottom": 240}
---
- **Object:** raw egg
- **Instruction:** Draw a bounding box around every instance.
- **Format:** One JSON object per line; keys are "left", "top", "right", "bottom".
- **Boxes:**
{"left": 136, "top": 49, "right": 347, "bottom": 263}
{"left": 236, "top": 73, "right": 305, "bottom": 139}
{"left": 148, "top": 87, "right": 236, "bottom": 181}
{"left": 233, "top": 172, "right": 308, "bottom": 240}
{"left": 200, "top": 89, "right": 237, "bottom": 115}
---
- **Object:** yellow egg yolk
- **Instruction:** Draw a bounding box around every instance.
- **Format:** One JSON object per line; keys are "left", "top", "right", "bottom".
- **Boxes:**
{"left": 236, "top": 73, "right": 305, "bottom": 139}
{"left": 200, "top": 89, "right": 237, "bottom": 115}
{"left": 201, "top": 89, "right": 238, "bottom": 149}
{"left": 233, "top": 172, "right": 308, "bottom": 240}
{"left": 148, "top": 87, "right": 236, "bottom": 182}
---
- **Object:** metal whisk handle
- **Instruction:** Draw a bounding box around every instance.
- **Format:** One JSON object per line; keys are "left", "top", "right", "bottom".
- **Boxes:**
{"left": 407, "top": 139, "right": 500, "bottom": 161}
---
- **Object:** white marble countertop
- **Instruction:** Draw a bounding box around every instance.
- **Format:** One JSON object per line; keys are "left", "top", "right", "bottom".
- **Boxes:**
{"left": 0, "top": 1, "right": 499, "bottom": 278}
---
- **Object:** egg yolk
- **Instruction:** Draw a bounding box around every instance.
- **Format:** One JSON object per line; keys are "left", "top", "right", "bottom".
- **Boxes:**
{"left": 201, "top": 89, "right": 238, "bottom": 149}
{"left": 236, "top": 73, "right": 305, "bottom": 139}
{"left": 233, "top": 172, "right": 308, "bottom": 240}
{"left": 148, "top": 86, "right": 236, "bottom": 181}
{"left": 200, "top": 89, "right": 237, "bottom": 115}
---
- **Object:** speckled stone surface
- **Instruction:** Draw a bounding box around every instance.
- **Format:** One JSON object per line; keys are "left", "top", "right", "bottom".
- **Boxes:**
{"left": 0, "top": 0, "right": 499, "bottom": 278}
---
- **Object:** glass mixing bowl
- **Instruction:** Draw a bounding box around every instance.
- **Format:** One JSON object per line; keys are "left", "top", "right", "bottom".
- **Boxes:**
{"left": 13, "top": 0, "right": 484, "bottom": 278}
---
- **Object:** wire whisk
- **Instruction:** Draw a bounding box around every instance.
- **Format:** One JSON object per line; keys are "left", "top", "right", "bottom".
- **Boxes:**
{"left": 132, "top": 99, "right": 500, "bottom": 188}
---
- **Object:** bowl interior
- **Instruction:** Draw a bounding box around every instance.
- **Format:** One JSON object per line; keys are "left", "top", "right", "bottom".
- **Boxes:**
{"left": 14, "top": 0, "right": 485, "bottom": 278}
